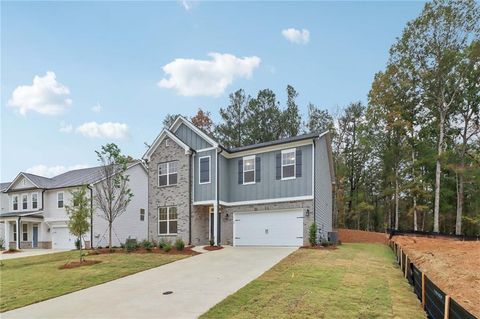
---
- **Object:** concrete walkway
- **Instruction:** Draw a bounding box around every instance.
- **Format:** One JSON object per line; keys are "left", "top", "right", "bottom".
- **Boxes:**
{"left": 3, "top": 246, "right": 296, "bottom": 319}
{"left": 0, "top": 249, "right": 68, "bottom": 260}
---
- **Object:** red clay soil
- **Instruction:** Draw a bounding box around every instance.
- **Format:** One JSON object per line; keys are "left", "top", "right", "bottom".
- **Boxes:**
{"left": 393, "top": 236, "right": 480, "bottom": 317}
{"left": 2, "top": 249, "right": 21, "bottom": 254}
{"left": 88, "top": 247, "right": 199, "bottom": 255}
{"left": 59, "top": 260, "right": 102, "bottom": 269}
{"left": 301, "top": 245, "right": 338, "bottom": 250}
{"left": 203, "top": 245, "right": 224, "bottom": 251}
{"left": 337, "top": 228, "right": 388, "bottom": 244}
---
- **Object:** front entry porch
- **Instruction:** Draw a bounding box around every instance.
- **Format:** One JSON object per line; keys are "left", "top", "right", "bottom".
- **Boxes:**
{"left": 1, "top": 213, "right": 47, "bottom": 250}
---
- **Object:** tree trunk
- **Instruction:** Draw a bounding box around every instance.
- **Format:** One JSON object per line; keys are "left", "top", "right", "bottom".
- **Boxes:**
{"left": 109, "top": 222, "right": 112, "bottom": 250}
{"left": 79, "top": 237, "right": 83, "bottom": 262}
{"left": 456, "top": 171, "right": 464, "bottom": 235}
{"left": 433, "top": 112, "right": 445, "bottom": 233}
{"left": 412, "top": 147, "right": 418, "bottom": 231}
{"left": 394, "top": 171, "right": 399, "bottom": 230}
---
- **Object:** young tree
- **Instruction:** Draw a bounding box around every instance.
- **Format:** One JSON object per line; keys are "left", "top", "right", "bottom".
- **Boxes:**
{"left": 65, "top": 186, "right": 91, "bottom": 262}
{"left": 282, "top": 85, "right": 302, "bottom": 137}
{"left": 390, "top": 0, "right": 480, "bottom": 232}
{"left": 191, "top": 108, "right": 214, "bottom": 135}
{"left": 94, "top": 144, "right": 133, "bottom": 250}
{"left": 305, "top": 103, "right": 334, "bottom": 134}
{"left": 216, "top": 89, "right": 249, "bottom": 148}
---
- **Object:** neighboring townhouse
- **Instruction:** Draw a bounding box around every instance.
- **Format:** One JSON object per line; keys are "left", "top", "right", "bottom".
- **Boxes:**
{"left": 143, "top": 116, "right": 335, "bottom": 247}
{"left": 0, "top": 161, "right": 148, "bottom": 250}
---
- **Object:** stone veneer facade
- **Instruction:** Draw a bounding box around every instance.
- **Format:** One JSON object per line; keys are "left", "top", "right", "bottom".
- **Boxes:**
{"left": 147, "top": 137, "right": 192, "bottom": 244}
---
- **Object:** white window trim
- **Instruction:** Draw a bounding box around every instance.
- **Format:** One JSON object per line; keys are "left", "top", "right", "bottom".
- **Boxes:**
{"left": 281, "top": 148, "right": 296, "bottom": 180}
{"left": 21, "top": 193, "right": 28, "bottom": 211}
{"left": 198, "top": 156, "right": 211, "bottom": 185}
{"left": 57, "top": 192, "right": 64, "bottom": 208}
{"left": 22, "top": 223, "right": 28, "bottom": 241}
{"left": 157, "top": 206, "right": 178, "bottom": 235}
{"left": 243, "top": 155, "right": 256, "bottom": 185}
{"left": 158, "top": 161, "right": 178, "bottom": 187}
{"left": 12, "top": 195, "right": 19, "bottom": 211}
{"left": 32, "top": 192, "right": 39, "bottom": 210}
{"left": 140, "top": 208, "right": 145, "bottom": 221}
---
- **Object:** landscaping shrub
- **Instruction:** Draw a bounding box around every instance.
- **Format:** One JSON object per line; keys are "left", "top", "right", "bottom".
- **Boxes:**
{"left": 175, "top": 239, "right": 185, "bottom": 251}
{"left": 209, "top": 239, "right": 215, "bottom": 246}
{"left": 142, "top": 240, "right": 153, "bottom": 251}
{"left": 74, "top": 238, "right": 81, "bottom": 250}
{"left": 158, "top": 239, "right": 166, "bottom": 249}
{"left": 163, "top": 242, "right": 172, "bottom": 252}
{"left": 125, "top": 238, "right": 138, "bottom": 252}
{"left": 309, "top": 223, "right": 317, "bottom": 246}
{"left": 0, "top": 238, "right": 4, "bottom": 250}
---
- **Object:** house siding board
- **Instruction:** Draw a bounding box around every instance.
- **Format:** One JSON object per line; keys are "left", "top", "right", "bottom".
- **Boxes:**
{"left": 225, "top": 144, "right": 313, "bottom": 203}
{"left": 193, "top": 149, "right": 216, "bottom": 202}
{"left": 314, "top": 136, "right": 333, "bottom": 239}
{"left": 174, "top": 123, "right": 211, "bottom": 151}
{"left": 147, "top": 136, "right": 190, "bottom": 244}
{"left": 219, "top": 155, "right": 229, "bottom": 202}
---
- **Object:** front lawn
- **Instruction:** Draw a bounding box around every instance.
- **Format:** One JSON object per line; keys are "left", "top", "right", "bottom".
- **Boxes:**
{"left": 0, "top": 251, "right": 188, "bottom": 312}
{"left": 202, "top": 244, "right": 426, "bottom": 319}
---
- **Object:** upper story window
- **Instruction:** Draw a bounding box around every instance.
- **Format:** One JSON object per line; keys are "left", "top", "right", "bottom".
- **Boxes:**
{"left": 158, "top": 161, "right": 178, "bottom": 187}
{"left": 12, "top": 195, "right": 18, "bottom": 211}
{"left": 243, "top": 155, "right": 255, "bottom": 184}
{"left": 199, "top": 156, "right": 211, "bottom": 184}
{"left": 281, "top": 149, "right": 296, "bottom": 179}
{"left": 22, "top": 194, "right": 28, "bottom": 210}
{"left": 57, "top": 192, "right": 64, "bottom": 208}
{"left": 32, "top": 193, "right": 38, "bottom": 209}
{"left": 158, "top": 206, "right": 177, "bottom": 235}
{"left": 140, "top": 208, "right": 145, "bottom": 221}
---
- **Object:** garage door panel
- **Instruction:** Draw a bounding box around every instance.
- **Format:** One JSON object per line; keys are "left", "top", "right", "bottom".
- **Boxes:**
{"left": 234, "top": 210, "right": 303, "bottom": 246}
{"left": 52, "top": 227, "right": 76, "bottom": 249}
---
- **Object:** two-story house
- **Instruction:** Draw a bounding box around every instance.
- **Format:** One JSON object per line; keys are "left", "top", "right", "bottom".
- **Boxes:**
{"left": 0, "top": 161, "right": 148, "bottom": 250}
{"left": 143, "top": 116, "right": 335, "bottom": 247}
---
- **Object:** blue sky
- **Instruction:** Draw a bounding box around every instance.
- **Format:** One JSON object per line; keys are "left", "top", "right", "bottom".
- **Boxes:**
{"left": 1, "top": 1, "right": 424, "bottom": 182}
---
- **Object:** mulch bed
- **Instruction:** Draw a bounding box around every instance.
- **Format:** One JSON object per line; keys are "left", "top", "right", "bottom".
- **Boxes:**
{"left": 87, "top": 246, "right": 199, "bottom": 256}
{"left": 203, "top": 245, "right": 224, "bottom": 251}
{"left": 2, "top": 249, "right": 21, "bottom": 254}
{"left": 59, "top": 260, "right": 102, "bottom": 269}
{"left": 337, "top": 228, "right": 388, "bottom": 244}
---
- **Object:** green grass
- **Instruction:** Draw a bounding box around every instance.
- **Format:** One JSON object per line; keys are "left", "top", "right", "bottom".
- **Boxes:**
{"left": 201, "top": 244, "right": 426, "bottom": 319}
{"left": 0, "top": 251, "right": 187, "bottom": 312}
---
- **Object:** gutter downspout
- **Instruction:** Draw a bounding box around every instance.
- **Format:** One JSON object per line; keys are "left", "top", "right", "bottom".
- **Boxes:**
{"left": 87, "top": 184, "right": 94, "bottom": 249}
{"left": 188, "top": 149, "right": 195, "bottom": 246}
{"left": 313, "top": 138, "right": 316, "bottom": 225}
{"left": 17, "top": 216, "right": 21, "bottom": 250}
{"left": 217, "top": 148, "right": 222, "bottom": 245}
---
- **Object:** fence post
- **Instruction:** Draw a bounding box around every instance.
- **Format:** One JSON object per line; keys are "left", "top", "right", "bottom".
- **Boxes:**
{"left": 405, "top": 255, "right": 408, "bottom": 278}
{"left": 400, "top": 248, "right": 403, "bottom": 270}
{"left": 422, "top": 272, "right": 426, "bottom": 309}
{"left": 444, "top": 295, "right": 450, "bottom": 319}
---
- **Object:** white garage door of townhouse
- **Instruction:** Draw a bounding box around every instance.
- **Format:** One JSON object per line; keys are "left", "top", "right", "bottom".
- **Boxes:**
{"left": 233, "top": 209, "right": 304, "bottom": 246}
{"left": 52, "top": 226, "right": 76, "bottom": 249}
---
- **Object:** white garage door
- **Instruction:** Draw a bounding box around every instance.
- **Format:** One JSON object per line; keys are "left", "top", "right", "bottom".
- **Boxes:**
{"left": 52, "top": 227, "right": 76, "bottom": 249}
{"left": 234, "top": 209, "right": 304, "bottom": 246}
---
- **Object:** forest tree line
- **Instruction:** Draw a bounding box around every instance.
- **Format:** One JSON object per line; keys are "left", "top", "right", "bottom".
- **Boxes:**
{"left": 163, "top": 0, "right": 480, "bottom": 236}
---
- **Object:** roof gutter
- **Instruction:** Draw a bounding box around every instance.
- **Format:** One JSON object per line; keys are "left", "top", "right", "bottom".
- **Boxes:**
{"left": 216, "top": 147, "right": 222, "bottom": 244}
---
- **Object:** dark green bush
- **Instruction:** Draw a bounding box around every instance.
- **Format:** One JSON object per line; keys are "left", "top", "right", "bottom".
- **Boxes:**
{"left": 175, "top": 238, "right": 185, "bottom": 251}
{"left": 309, "top": 223, "right": 317, "bottom": 246}
{"left": 125, "top": 238, "right": 138, "bottom": 252}
{"left": 75, "top": 238, "right": 81, "bottom": 250}
{"left": 142, "top": 240, "right": 153, "bottom": 251}
{"left": 163, "top": 242, "right": 172, "bottom": 252}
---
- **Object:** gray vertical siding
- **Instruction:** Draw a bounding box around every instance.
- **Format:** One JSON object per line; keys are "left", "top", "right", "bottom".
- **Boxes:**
{"left": 314, "top": 136, "right": 333, "bottom": 239}
{"left": 224, "top": 144, "right": 313, "bottom": 203}
{"left": 193, "top": 149, "right": 216, "bottom": 202}
{"left": 174, "top": 123, "right": 211, "bottom": 151}
{"left": 219, "top": 155, "right": 229, "bottom": 202}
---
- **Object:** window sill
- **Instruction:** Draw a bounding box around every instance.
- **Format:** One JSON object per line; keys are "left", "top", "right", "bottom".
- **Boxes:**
{"left": 199, "top": 181, "right": 211, "bottom": 185}
{"left": 156, "top": 184, "right": 178, "bottom": 189}
{"left": 242, "top": 182, "right": 256, "bottom": 185}
{"left": 281, "top": 176, "right": 296, "bottom": 181}
{"left": 157, "top": 233, "right": 178, "bottom": 236}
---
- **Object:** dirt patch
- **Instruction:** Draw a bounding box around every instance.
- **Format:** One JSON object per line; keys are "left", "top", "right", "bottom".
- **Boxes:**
{"left": 2, "top": 249, "right": 21, "bottom": 254}
{"left": 301, "top": 245, "right": 338, "bottom": 250}
{"left": 393, "top": 235, "right": 480, "bottom": 317}
{"left": 337, "top": 229, "right": 388, "bottom": 244}
{"left": 88, "top": 247, "right": 198, "bottom": 255}
{"left": 203, "top": 246, "right": 224, "bottom": 251}
{"left": 59, "top": 260, "right": 102, "bottom": 269}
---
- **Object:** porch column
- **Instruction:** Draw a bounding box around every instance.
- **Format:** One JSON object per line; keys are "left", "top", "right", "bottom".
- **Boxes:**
{"left": 4, "top": 221, "right": 10, "bottom": 249}
{"left": 213, "top": 202, "right": 218, "bottom": 246}
{"left": 16, "top": 218, "right": 20, "bottom": 250}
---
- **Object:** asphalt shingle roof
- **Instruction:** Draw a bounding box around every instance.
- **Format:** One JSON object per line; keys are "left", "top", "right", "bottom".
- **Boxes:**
{"left": 227, "top": 132, "right": 325, "bottom": 153}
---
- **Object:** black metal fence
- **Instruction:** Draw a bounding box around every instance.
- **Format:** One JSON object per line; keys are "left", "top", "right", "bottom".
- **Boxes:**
{"left": 388, "top": 240, "right": 477, "bottom": 319}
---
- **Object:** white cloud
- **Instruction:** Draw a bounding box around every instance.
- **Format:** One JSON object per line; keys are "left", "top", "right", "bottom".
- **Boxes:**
{"left": 59, "top": 121, "right": 73, "bottom": 133}
{"left": 8, "top": 71, "right": 72, "bottom": 115}
{"left": 91, "top": 102, "right": 102, "bottom": 113}
{"left": 76, "top": 122, "right": 129, "bottom": 139}
{"left": 180, "top": 0, "right": 191, "bottom": 10}
{"left": 282, "top": 28, "right": 310, "bottom": 45}
{"left": 26, "top": 164, "right": 90, "bottom": 177}
{"left": 158, "top": 52, "right": 261, "bottom": 97}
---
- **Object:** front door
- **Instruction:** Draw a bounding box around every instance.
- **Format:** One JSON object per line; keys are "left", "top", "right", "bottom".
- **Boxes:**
{"left": 33, "top": 226, "right": 38, "bottom": 248}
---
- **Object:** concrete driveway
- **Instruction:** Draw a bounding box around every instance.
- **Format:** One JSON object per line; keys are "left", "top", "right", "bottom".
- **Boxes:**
{"left": 1, "top": 249, "right": 68, "bottom": 260}
{"left": 3, "top": 246, "right": 296, "bottom": 319}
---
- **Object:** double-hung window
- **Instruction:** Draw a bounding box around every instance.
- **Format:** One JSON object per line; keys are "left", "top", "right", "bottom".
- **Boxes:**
{"left": 13, "top": 224, "right": 17, "bottom": 241}
{"left": 158, "top": 206, "right": 178, "bottom": 235}
{"left": 32, "top": 193, "right": 38, "bottom": 209}
{"left": 199, "top": 156, "right": 211, "bottom": 184}
{"left": 243, "top": 155, "right": 255, "bottom": 184}
{"left": 12, "top": 196, "right": 18, "bottom": 211}
{"left": 22, "top": 224, "right": 28, "bottom": 241}
{"left": 140, "top": 208, "right": 145, "bottom": 221}
{"left": 22, "top": 194, "right": 28, "bottom": 210}
{"left": 57, "top": 192, "right": 64, "bottom": 208}
{"left": 281, "top": 149, "right": 296, "bottom": 179}
{"left": 158, "top": 161, "right": 178, "bottom": 187}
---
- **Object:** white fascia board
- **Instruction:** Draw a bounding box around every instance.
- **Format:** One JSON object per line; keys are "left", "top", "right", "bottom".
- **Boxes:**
{"left": 143, "top": 129, "right": 191, "bottom": 161}
{"left": 221, "top": 140, "right": 313, "bottom": 159}
{"left": 4, "top": 172, "right": 41, "bottom": 192}
{"left": 218, "top": 195, "right": 314, "bottom": 207}
{"left": 170, "top": 116, "right": 219, "bottom": 148}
